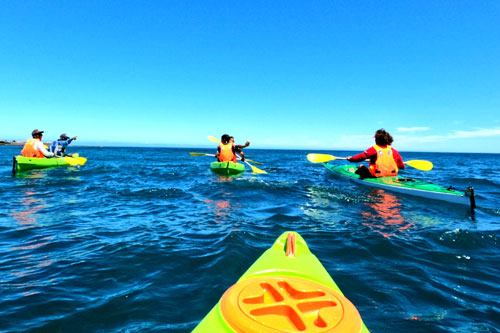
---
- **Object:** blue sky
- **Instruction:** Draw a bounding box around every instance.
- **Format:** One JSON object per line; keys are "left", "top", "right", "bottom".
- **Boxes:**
{"left": 1, "top": 1, "right": 499, "bottom": 152}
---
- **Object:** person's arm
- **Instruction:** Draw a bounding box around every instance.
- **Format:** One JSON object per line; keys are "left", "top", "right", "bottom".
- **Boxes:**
{"left": 35, "top": 141, "right": 54, "bottom": 157}
{"left": 67, "top": 136, "right": 77, "bottom": 145}
{"left": 347, "top": 147, "right": 376, "bottom": 163}
{"left": 392, "top": 148, "right": 405, "bottom": 169}
{"left": 235, "top": 141, "right": 250, "bottom": 150}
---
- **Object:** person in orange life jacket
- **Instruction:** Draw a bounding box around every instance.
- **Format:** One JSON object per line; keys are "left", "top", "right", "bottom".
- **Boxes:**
{"left": 229, "top": 136, "right": 249, "bottom": 160}
{"left": 21, "top": 129, "right": 55, "bottom": 158}
{"left": 347, "top": 129, "right": 405, "bottom": 178}
{"left": 215, "top": 134, "right": 243, "bottom": 162}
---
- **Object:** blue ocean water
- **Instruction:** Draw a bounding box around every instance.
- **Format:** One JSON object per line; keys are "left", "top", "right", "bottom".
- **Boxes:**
{"left": 1, "top": 146, "right": 499, "bottom": 332}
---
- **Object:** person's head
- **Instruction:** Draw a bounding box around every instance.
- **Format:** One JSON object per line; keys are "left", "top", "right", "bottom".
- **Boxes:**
{"left": 31, "top": 129, "right": 44, "bottom": 139}
{"left": 229, "top": 136, "right": 235, "bottom": 143}
{"left": 60, "top": 133, "right": 69, "bottom": 140}
{"left": 374, "top": 129, "right": 393, "bottom": 146}
{"left": 221, "top": 134, "right": 231, "bottom": 144}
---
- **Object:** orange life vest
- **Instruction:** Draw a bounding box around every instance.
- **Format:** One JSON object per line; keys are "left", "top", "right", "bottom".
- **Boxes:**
{"left": 21, "top": 139, "right": 44, "bottom": 158}
{"left": 218, "top": 143, "right": 237, "bottom": 162}
{"left": 369, "top": 144, "right": 398, "bottom": 177}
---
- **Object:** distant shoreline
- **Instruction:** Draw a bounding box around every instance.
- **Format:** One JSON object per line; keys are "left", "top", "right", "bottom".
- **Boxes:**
{"left": 0, "top": 141, "right": 52, "bottom": 146}
{"left": 0, "top": 141, "right": 24, "bottom": 146}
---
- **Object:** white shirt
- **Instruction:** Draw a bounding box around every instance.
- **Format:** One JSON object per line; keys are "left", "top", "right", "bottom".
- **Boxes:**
{"left": 29, "top": 138, "right": 54, "bottom": 157}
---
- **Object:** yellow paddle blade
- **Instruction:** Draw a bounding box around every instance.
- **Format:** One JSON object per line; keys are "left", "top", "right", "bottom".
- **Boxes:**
{"left": 306, "top": 153, "right": 336, "bottom": 163}
{"left": 244, "top": 160, "right": 267, "bottom": 174}
{"left": 208, "top": 136, "right": 221, "bottom": 144}
{"left": 405, "top": 160, "right": 433, "bottom": 171}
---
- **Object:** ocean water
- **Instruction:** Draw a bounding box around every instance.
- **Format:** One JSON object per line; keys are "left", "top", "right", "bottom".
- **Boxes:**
{"left": 1, "top": 146, "right": 499, "bottom": 332}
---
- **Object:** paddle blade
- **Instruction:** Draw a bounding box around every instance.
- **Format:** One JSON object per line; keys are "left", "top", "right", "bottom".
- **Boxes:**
{"left": 307, "top": 153, "right": 336, "bottom": 163}
{"left": 208, "top": 136, "right": 221, "bottom": 144}
{"left": 245, "top": 160, "right": 267, "bottom": 174}
{"left": 190, "top": 152, "right": 208, "bottom": 156}
{"left": 405, "top": 160, "right": 433, "bottom": 171}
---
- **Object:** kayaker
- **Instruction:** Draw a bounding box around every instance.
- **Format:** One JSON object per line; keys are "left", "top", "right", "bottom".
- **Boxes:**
{"left": 21, "top": 129, "right": 55, "bottom": 158}
{"left": 215, "top": 134, "right": 242, "bottom": 162}
{"left": 49, "top": 133, "right": 77, "bottom": 156}
{"left": 230, "top": 136, "right": 248, "bottom": 161}
{"left": 347, "top": 129, "right": 405, "bottom": 178}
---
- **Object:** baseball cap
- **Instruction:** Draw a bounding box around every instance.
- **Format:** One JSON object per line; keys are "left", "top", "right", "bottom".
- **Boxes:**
{"left": 60, "top": 133, "right": 69, "bottom": 139}
{"left": 32, "top": 129, "right": 44, "bottom": 136}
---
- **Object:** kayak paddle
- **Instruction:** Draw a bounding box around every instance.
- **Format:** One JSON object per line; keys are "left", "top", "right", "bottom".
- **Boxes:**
{"left": 307, "top": 153, "right": 433, "bottom": 171}
{"left": 404, "top": 160, "right": 433, "bottom": 171}
{"left": 307, "top": 153, "right": 347, "bottom": 163}
{"left": 190, "top": 152, "right": 215, "bottom": 157}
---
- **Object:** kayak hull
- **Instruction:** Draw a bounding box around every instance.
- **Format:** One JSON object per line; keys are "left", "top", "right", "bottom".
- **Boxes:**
{"left": 194, "top": 231, "right": 369, "bottom": 332}
{"left": 210, "top": 161, "right": 245, "bottom": 176}
{"left": 13, "top": 155, "right": 87, "bottom": 173}
{"left": 324, "top": 163, "right": 473, "bottom": 206}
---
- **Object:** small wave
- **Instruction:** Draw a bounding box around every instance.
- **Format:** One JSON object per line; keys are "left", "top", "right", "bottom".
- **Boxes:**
{"left": 119, "top": 187, "right": 192, "bottom": 200}
{"left": 439, "top": 228, "right": 498, "bottom": 249}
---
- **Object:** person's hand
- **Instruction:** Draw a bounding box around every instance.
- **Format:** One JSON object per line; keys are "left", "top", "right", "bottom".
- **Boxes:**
{"left": 347, "top": 156, "right": 352, "bottom": 162}
{"left": 245, "top": 141, "right": 250, "bottom": 147}
{"left": 72, "top": 136, "right": 77, "bottom": 140}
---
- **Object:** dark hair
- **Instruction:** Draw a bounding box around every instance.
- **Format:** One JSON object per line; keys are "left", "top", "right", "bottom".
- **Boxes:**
{"left": 221, "top": 134, "right": 231, "bottom": 144}
{"left": 374, "top": 129, "right": 393, "bottom": 146}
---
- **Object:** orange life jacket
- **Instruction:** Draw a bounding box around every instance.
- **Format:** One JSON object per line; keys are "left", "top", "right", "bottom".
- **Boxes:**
{"left": 21, "top": 139, "right": 44, "bottom": 158}
{"left": 218, "top": 143, "right": 237, "bottom": 162}
{"left": 369, "top": 144, "right": 398, "bottom": 177}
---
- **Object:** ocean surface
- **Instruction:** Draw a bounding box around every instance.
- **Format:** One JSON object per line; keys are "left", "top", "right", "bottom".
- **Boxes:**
{"left": 1, "top": 146, "right": 499, "bottom": 332}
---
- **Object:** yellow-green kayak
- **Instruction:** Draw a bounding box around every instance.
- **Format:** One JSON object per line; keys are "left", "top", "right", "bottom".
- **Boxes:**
{"left": 194, "top": 231, "right": 369, "bottom": 332}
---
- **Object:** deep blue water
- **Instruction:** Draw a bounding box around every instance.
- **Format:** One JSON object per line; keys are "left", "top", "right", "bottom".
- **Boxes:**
{"left": 1, "top": 146, "right": 499, "bottom": 332}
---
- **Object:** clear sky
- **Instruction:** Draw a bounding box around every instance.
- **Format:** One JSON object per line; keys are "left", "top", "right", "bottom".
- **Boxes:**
{"left": 1, "top": 1, "right": 499, "bottom": 152}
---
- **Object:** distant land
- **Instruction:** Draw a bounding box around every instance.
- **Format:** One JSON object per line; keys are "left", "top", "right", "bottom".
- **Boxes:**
{"left": 0, "top": 140, "right": 23, "bottom": 146}
{"left": 0, "top": 141, "right": 51, "bottom": 146}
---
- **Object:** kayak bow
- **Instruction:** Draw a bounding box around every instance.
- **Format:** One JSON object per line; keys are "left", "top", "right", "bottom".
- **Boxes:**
{"left": 194, "top": 232, "right": 369, "bottom": 332}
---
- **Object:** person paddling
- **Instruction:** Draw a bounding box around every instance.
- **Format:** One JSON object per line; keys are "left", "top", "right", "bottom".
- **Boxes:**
{"left": 49, "top": 133, "right": 77, "bottom": 156}
{"left": 21, "top": 129, "right": 55, "bottom": 158}
{"left": 229, "top": 136, "right": 249, "bottom": 161}
{"left": 216, "top": 134, "right": 243, "bottom": 162}
{"left": 347, "top": 129, "right": 405, "bottom": 178}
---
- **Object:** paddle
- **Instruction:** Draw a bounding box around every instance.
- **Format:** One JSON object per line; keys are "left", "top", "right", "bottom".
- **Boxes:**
{"left": 307, "top": 153, "right": 347, "bottom": 163}
{"left": 306, "top": 153, "right": 433, "bottom": 171}
{"left": 404, "top": 160, "right": 433, "bottom": 171}
{"left": 207, "top": 136, "right": 263, "bottom": 165}
{"left": 189, "top": 152, "right": 215, "bottom": 157}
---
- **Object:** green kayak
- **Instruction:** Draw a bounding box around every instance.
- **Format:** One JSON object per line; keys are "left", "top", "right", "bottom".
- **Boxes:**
{"left": 324, "top": 163, "right": 475, "bottom": 208}
{"left": 210, "top": 161, "right": 245, "bottom": 176}
{"left": 194, "top": 231, "right": 369, "bottom": 332}
{"left": 13, "top": 155, "right": 87, "bottom": 174}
